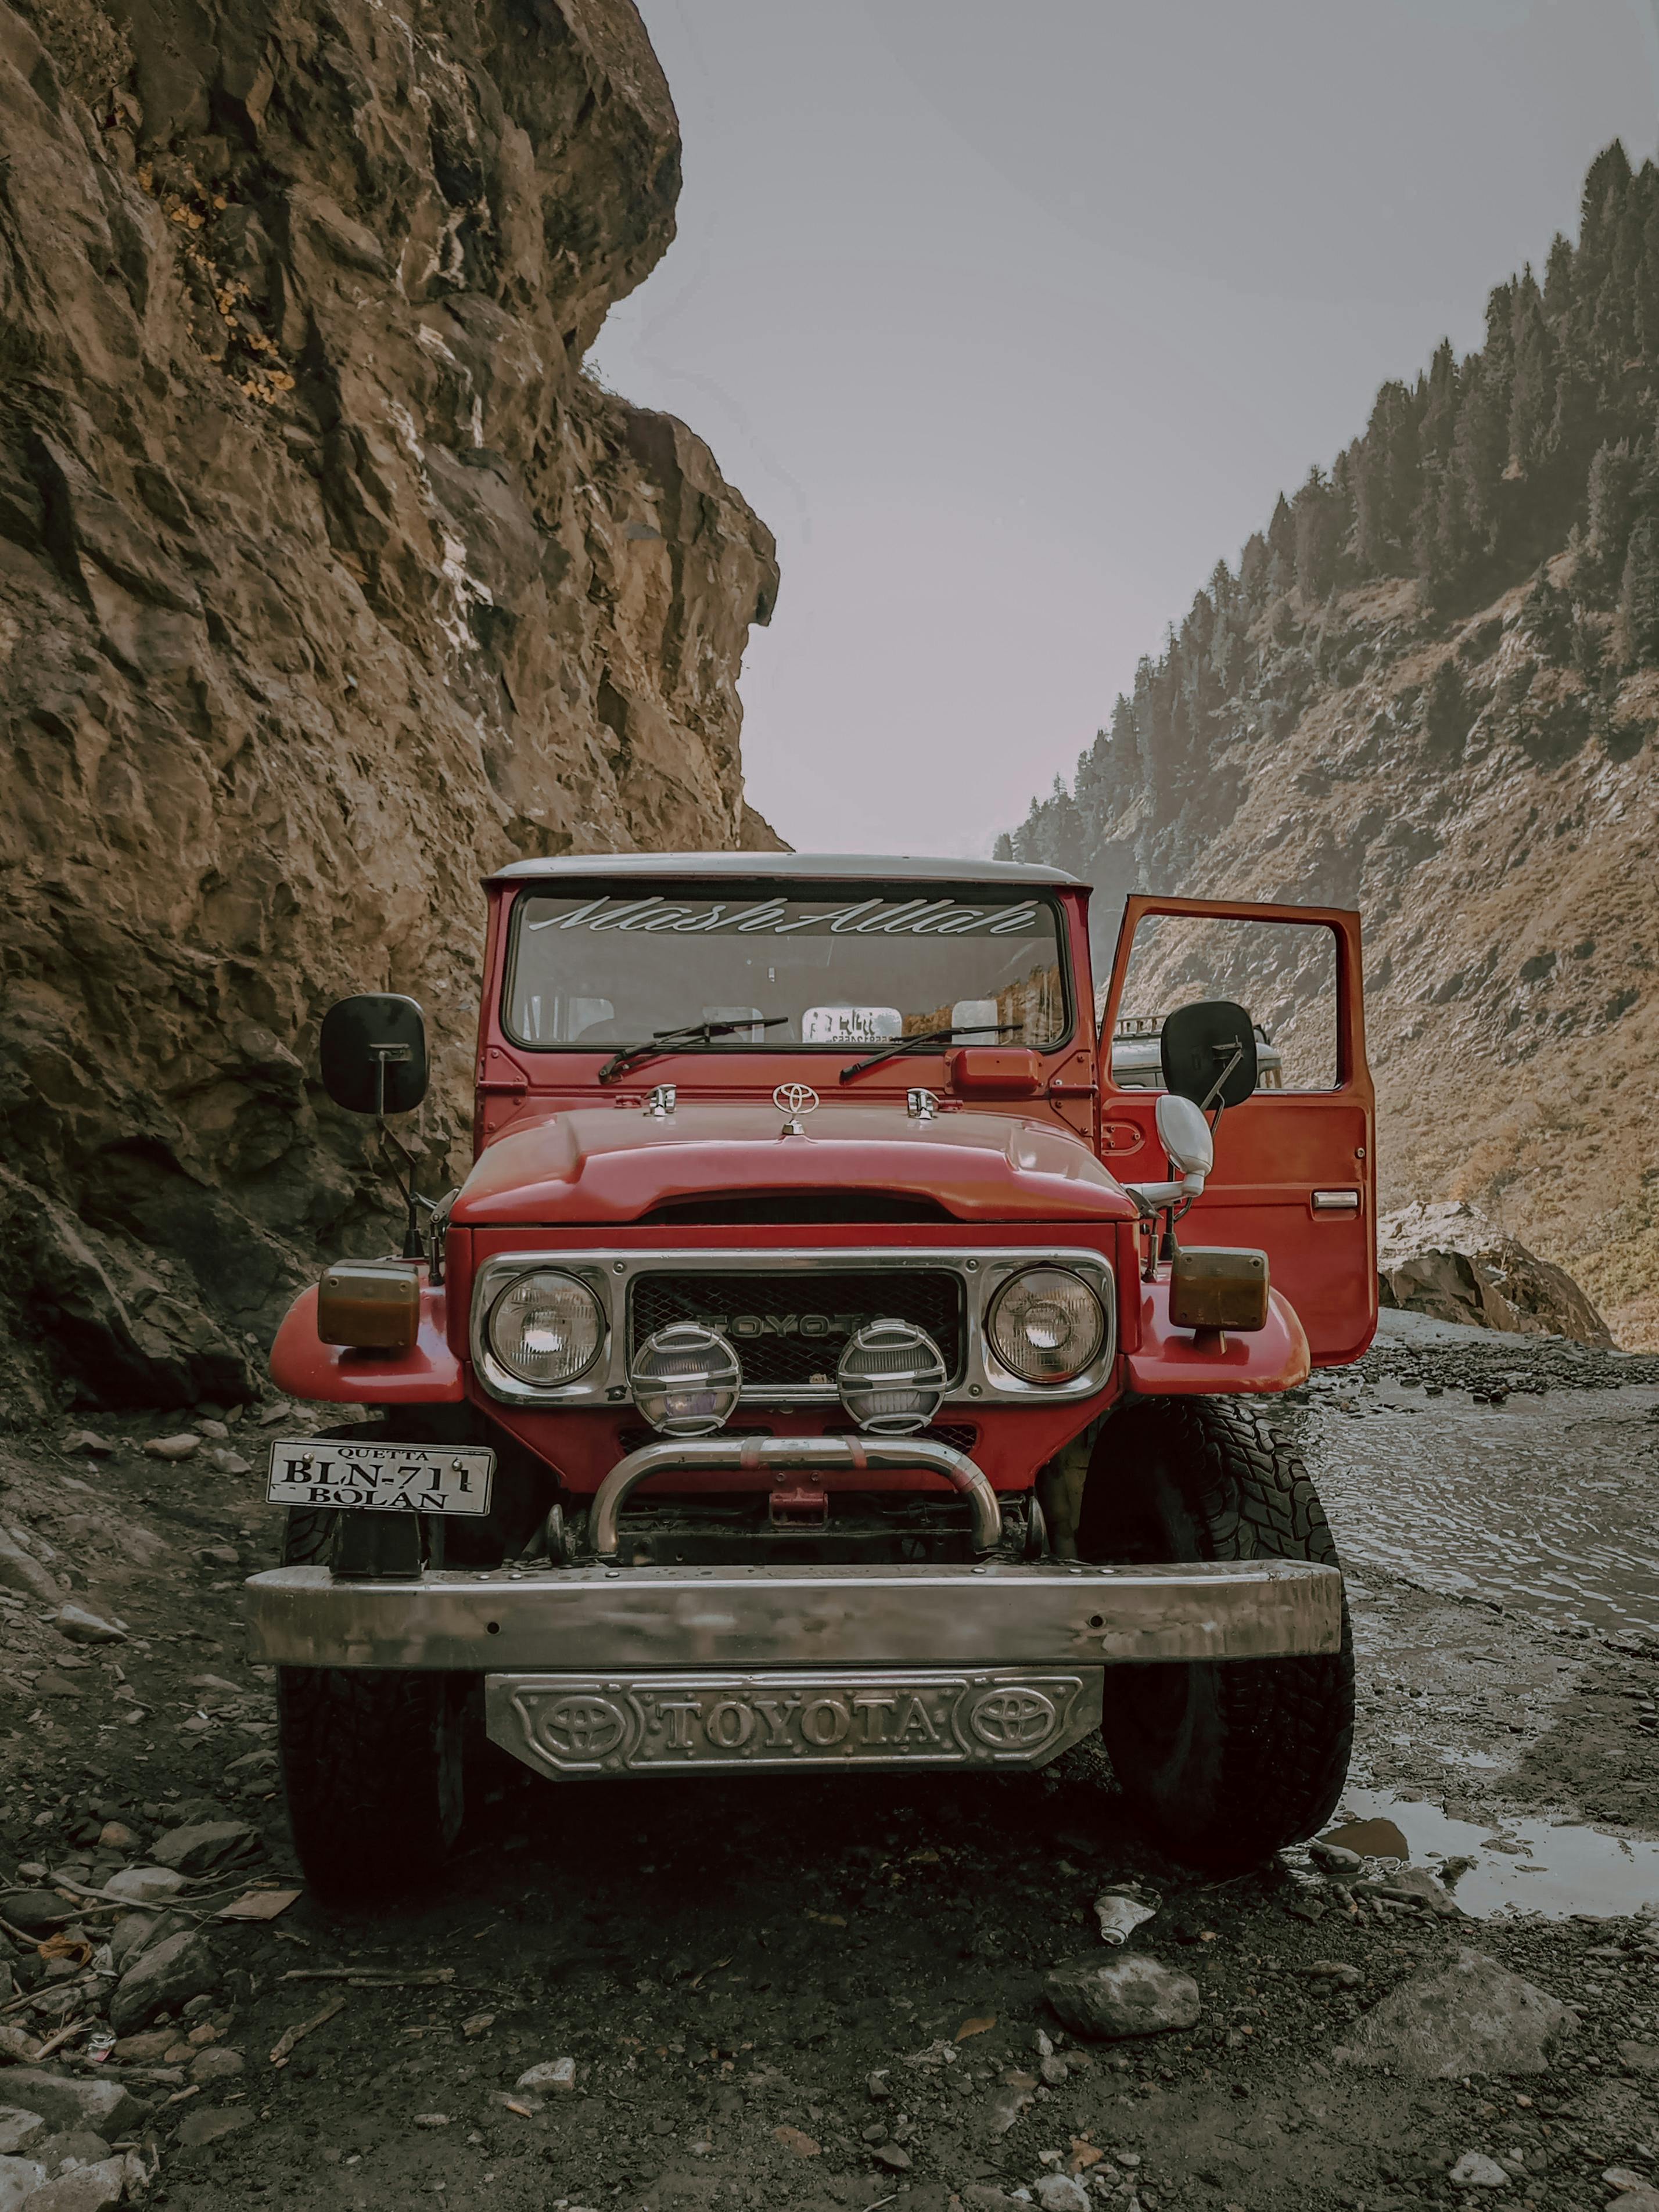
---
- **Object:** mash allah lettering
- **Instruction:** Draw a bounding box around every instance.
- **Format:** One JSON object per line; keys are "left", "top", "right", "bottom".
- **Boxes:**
{"left": 526, "top": 896, "right": 1042, "bottom": 938}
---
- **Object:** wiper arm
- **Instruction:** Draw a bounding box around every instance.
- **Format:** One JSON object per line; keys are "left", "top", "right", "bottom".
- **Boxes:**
{"left": 838, "top": 1022, "right": 1023, "bottom": 1083}
{"left": 598, "top": 1015, "right": 789, "bottom": 1084}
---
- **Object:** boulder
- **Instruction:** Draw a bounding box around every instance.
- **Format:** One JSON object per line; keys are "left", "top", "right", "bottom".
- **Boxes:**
{"left": 0, "top": 2158, "right": 47, "bottom": 2212}
{"left": 143, "top": 1434, "right": 200, "bottom": 1463}
{"left": 1377, "top": 1201, "right": 1613, "bottom": 1346}
{"left": 108, "top": 1930, "right": 218, "bottom": 2033}
{"left": 21, "top": 2158, "right": 128, "bottom": 2211}
{"left": 1334, "top": 1948, "right": 1574, "bottom": 2076}
{"left": 0, "top": 1532, "right": 60, "bottom": 1605}
{"left": 191, "top": 2046, "right": 245, "bottom": 2085}
{"left": 0, "top": 2117, "right": 43, "bottom": 2159}
{"left": 53, "top": 1605, "right": 125, "bottom": 1646}
{"left": 1035, "top": 2179, "right": 1090, "bottom": 2212}
{"left": 109, "top": 2027, "right": 173, "bottom": 2062}
{"left": 516, "top": 2058, "right": 576, "bottom": 2092}
{"left": 149, "top": 1821, "right": 257, "bottom": 1875}
{"left": 0, "top": 1891, "right": 73, "bottom": 1936}
{"left": 0, "top": 2077, "right": 139, "bottom": 2137}
{"left": 105, "top": 1868, "right": 187, "bottom": 1905}
{"left": 1448, "top": 2151, "right": 1509, "bottom": 2187}
{"left": 1044, "top": 1954, "right": 1202, "bottom": 2040}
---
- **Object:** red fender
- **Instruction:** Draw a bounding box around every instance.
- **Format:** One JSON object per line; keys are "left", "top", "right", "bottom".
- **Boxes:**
{"left": 1126, "top": 1279, "right": 1310, "bottom": 1397}
{"left": 268, "top": 1280, "right": 464, "bottom": 1404}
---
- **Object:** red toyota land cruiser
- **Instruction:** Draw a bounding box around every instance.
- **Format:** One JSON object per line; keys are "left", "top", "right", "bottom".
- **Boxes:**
{"left": 246, "top": 856, "right": 1375, "bottom": 1896}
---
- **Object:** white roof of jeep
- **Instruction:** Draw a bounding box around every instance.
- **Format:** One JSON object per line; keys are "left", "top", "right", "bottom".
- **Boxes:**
{"left": 487, "top": 853, "right": 1083, "bottom": 887}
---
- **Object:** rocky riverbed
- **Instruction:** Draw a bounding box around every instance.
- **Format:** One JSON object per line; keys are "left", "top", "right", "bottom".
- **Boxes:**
{"left": 2, "top": 1319, "right": 1658, "bottom": 2212}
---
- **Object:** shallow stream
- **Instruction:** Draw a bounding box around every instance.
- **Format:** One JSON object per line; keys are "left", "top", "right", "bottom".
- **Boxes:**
{"left": 1299, "top": 1379, "right": 1659, "bottom": 1638}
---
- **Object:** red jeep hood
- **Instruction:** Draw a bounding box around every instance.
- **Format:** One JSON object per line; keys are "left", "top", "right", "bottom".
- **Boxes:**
{"left": 451, "top": 1103, "right": 1136, "bottom": 1227}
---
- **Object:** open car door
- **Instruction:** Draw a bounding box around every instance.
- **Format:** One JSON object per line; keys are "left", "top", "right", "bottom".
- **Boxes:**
{"left": 1097, "top": 894, "right": 1376, "bottom": 1365}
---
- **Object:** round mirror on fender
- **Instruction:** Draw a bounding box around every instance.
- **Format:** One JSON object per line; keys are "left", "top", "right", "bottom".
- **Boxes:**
{"left": 319, "top": 994, "right": 429, "bottom": 1116}
{"left": 1154, "top": 1092, "right": 1214, "bottom": 1179}
{"left": 1159, "top": 999, "right": 1258, "bottom": 1110}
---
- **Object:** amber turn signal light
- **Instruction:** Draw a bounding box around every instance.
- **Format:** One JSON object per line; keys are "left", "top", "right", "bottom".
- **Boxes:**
{"left": 1168, "top": 1246, "right": 1269, "bottom": 1333}
{"left": 317, "top": 1261, "right": 421, "bottom": 1351}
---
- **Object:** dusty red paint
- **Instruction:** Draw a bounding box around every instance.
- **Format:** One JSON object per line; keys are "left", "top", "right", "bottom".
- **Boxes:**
{"left": 272, "top": 1278, "right": 464, "bottom": 1403}
{"left": 1126, "top": 1279, "right": 1312, "bottom": 1397}
{"left": 270, "top": 874, "right": 1376, "bottom": 1489}
{"left": 448, "top": 1102, "right": 1136, "bottom": 1229}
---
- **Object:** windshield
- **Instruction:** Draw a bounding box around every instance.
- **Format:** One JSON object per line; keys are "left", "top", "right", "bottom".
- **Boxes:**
{"left": 502, "top": 884, "right": 1071, "bottom": 1053}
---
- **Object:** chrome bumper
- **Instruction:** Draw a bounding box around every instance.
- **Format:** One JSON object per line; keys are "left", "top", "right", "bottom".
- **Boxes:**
{"left": 244, "top": 1557, "right": 1343, "bottom": 1673}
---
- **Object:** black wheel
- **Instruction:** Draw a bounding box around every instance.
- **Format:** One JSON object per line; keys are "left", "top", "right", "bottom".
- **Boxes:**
{"left": 1076, "top": 1397, "right": 1353, "bottom": 1872}
{"left": 276, "top": 1495, "right": 465, "bottom": 1901}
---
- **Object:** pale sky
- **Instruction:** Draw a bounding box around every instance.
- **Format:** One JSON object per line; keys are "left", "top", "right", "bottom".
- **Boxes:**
{"left": 591, "top": 1, "right": 1659, "bottom": 859}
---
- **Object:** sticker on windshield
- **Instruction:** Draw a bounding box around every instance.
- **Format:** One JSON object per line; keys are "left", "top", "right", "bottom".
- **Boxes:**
{"left": 802, "top": 1005, "right": 904, "bottom": 1044}
{"left": 527, "top": 895, "right": 1042, "bottom": 938}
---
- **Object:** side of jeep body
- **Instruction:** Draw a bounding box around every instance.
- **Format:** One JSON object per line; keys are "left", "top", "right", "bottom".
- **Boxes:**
{"left": 246, "top": 857, "right": 1375, "bottom": 1893}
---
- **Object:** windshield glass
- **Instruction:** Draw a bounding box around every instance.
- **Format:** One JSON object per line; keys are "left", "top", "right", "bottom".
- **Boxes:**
{"left": 503, "top": 884, "right": 1071, "bottom": 1052}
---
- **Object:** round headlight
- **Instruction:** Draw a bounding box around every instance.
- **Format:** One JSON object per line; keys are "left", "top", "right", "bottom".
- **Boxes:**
{"left": 836, "top": 1318, "right": 947, "bottom": 1436}
{"left": 630, "top": 1322, "right": 741, "bottom": 1437}
{"left": 986, "top": 1267, "right": 1104, "bottom": 1384}
{"left": 487, "top": 1270, "right": 605, "bottom": 1387}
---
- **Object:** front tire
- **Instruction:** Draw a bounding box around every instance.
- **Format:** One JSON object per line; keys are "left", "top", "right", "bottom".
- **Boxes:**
{"left": 1077, "top": 1397, "right": 1353, "bottom": 1872}
{"left": 276, "top": 1502, "right": 465, "bottom": 1900}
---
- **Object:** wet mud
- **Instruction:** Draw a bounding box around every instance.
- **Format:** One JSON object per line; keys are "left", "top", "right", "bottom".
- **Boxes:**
{"left": 1, "top": 1318, "right": 1656, "bottom": 2212}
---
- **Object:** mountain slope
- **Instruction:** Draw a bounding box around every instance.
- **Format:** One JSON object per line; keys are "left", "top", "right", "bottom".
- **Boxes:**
{"left": 0, "top": 0, "right": 779, "bottom": 1411}
{"left": 1004, "top": 144, "right": 1659, "bottom": 1348}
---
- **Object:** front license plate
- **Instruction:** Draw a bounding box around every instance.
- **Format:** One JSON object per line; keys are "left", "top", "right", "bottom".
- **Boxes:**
{"left": 265, "top": 1438, "right": 495, "bottom": 1516}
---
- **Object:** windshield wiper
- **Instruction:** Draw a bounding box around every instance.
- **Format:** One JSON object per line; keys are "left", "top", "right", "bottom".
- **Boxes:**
{"left": 598, "top": 1015, "right": 789, "bottom": 1084}
{"left": 838, "top": 1022, "right": 1024, "bottom": 1084}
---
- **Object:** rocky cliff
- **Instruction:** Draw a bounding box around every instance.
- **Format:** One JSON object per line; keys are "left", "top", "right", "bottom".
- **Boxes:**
{"left": 1007, "top": 145, "right": 1659, "bottom": 1350}
{"left": 0, "top": 0, "right": 780, "bottom": 1413}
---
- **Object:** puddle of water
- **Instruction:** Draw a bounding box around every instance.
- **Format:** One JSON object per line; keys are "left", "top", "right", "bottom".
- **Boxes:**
{"left": 1297, "top": 1384, "right": 1659, "bottom": 1635}
{"left": 1334, "top": 1785, "right": 1659, "bottom": 1920}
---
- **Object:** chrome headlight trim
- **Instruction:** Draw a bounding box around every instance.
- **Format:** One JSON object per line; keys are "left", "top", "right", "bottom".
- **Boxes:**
{"left": 469, "top": 1247, "right": 1116, "bottom": 1408}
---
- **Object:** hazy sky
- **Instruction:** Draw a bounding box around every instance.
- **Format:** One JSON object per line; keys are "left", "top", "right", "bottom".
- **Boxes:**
{"left": 591, "top": 1, "right": 1659, "bottom": 860}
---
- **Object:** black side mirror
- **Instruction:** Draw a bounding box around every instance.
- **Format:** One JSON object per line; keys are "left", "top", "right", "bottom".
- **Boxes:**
{"left": 1160, "top": 999, "right": 1258, "bottom": 1110}
{"left": 319, "top": 994, "right": 429, "bottom": 1116}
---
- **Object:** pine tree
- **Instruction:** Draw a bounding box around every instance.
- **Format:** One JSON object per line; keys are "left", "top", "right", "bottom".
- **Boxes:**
{"left": 1004, "top": 136, "right": 1659, "bottom": 942}
{"left": 1354, "top": 380, "right": 1420, "bottom": 572}
{"left": 1506, "top": 269, "right": 1555, "bottom": 477}
{"left": 1266, "top": 493, "right": 1296, "bottom": 596}
{"left": 1613, "top": 513, "right": 1659, "bottom": 666}
{"left": 1293, "top": 466, "right": 1346, "bottom": 600}
{"left": 1585, "top": 440, "right": 1640, "bottom": 598}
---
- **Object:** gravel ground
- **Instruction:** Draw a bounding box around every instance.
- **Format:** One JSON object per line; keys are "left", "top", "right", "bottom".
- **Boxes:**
{"left": 1, "top": 1329, "right": 1656, "bottom": 2212}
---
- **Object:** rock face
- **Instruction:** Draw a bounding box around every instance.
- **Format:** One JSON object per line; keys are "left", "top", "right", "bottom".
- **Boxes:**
{"left": 0, "top": 0, "right": 780, "bottom": 1411}
{"left": 1334, "top": 1948, "right": 1575, "bottom": 2077}
{"left": 1378, "top": 1200, "right": 1614, "bottom": 1346}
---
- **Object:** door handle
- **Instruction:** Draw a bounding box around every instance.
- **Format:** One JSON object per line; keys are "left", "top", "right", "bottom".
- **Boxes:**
{"left": 1312, "top": 1190, "right": 1360, "bottom": 1213}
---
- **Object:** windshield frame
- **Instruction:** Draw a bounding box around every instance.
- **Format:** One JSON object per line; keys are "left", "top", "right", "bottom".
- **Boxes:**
{"left": 498, "top": 877, "right": 1078, "bottom": 1060}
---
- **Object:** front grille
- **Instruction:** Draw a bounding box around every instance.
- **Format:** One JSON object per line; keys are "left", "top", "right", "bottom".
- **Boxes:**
{"left": 629, "top": 1269, "right": 965, "bottom": 1393}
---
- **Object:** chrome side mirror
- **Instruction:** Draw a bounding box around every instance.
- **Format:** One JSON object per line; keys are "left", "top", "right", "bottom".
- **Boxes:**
{"left": 1155, "top": 1092, "right": 1213, "bottom": 1181}
{"left": 1122, "top": 1092, "right": 1214, "bottom": 1218}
